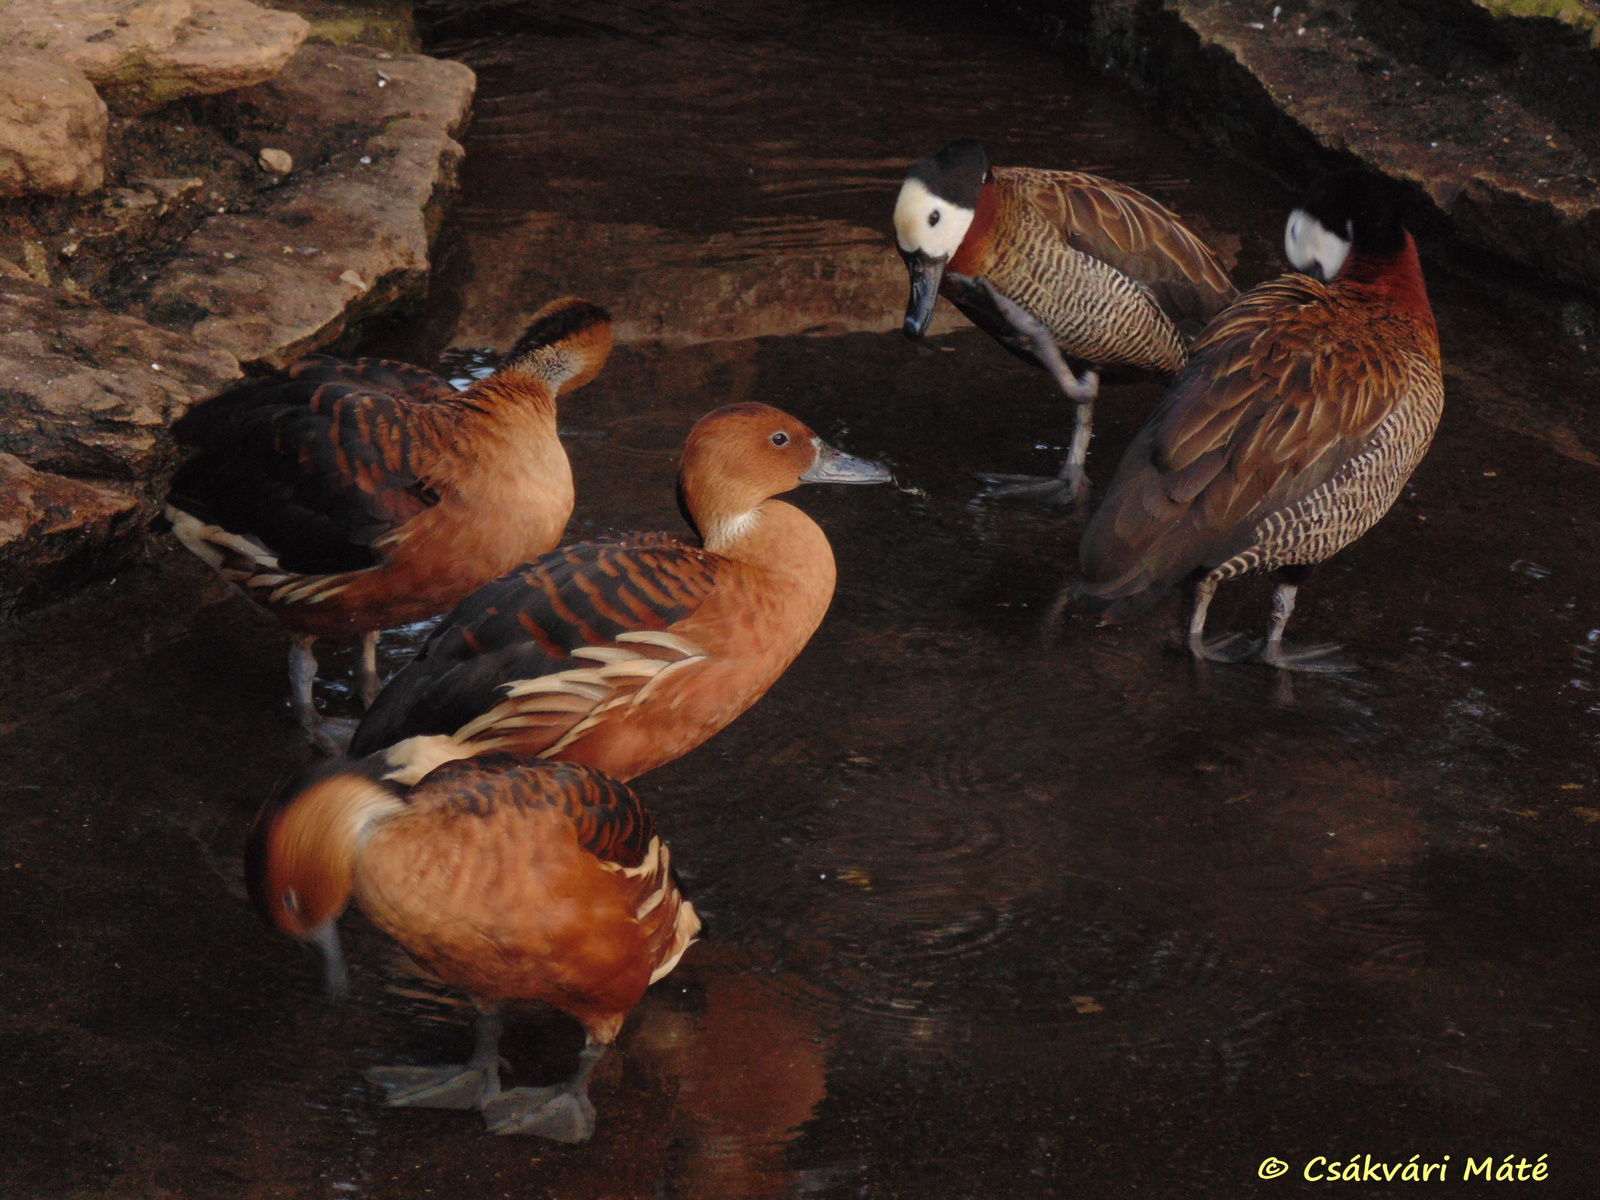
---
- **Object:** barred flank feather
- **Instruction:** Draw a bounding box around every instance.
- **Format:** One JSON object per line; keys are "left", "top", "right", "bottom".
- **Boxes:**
{"left": 975, "top": 168, "right": 1237, "bottom": 371}
{"left": 1075, "top": 239, "right": 1444, "bottom": 619}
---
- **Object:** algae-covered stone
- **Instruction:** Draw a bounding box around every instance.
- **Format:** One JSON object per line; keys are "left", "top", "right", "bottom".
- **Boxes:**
{"left": 0, "top": 0, "right": 310, "bottom": 113}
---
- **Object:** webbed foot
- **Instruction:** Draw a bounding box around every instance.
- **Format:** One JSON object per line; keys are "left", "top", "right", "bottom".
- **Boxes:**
{"left": 1186, "top": 630, "right": 1254, "bottom": 663}
{"left": 974, "top": 472, "right": 1086, "bottom": 506}
{"left": 1260, "top": 640, "right": 1356, "bottom": 674}
{"left": 482, "top": 1044, "right": 605, "bottom": 1142}
{"left": 365, "top": 1063, "right": 494, "bottom": 1110}
{"left": 307, "top": 717, "right": 357, "bottom": 756}
{"left": 483, "top": 1083, "right": 597, "bottom": 1142}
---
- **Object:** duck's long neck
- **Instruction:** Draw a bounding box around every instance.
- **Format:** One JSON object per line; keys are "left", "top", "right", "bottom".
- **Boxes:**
{"left": 703, "top": 499, "right": 836, "bottom": 584}
{"left": 445, "top": 374, "right": 571, "bottom": 512}
{"left": 1337, "top": 232, "right": 1436, "bottom": 343}
{"left": 456, "top": 373, "right": 561, "bottom": 435}
{"left": 948, "top": 179, "right": 1000, "bottom": 278}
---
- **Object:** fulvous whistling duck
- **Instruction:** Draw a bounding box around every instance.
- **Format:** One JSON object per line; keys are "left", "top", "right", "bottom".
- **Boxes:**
{"left": 1070, "top": 170, "right": 1443, "bottom": 671}
{"left": 246, "top": 751, "right": 699, "bottom": 1141}
{"left": 165, "top": 297, "right": 613, "bottom": 749}
{"left": 344, "top": 402, "right": 893, "bottom": 780}
{"left": 894, "top": 139, "right": 1237, "bottom": 505}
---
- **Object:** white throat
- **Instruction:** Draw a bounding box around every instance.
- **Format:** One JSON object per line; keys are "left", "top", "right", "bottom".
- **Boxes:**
{"left": 1284, "top": 208, "right": 1351, "bottom": 282}
{"left": 894, "top": 177, "right": 975, "bottom": 259}
{"left": 703, "top": 507, "right": 762, "bottom": 553}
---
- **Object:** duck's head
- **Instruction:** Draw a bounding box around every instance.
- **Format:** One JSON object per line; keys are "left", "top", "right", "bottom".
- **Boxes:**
{"left": 894, "top": 139, "right": 989, "bottom": 338}
{"left": 498, "top": 295, "right": 615, "bottom": 396}
{"left": 1284, "top": 170, "right": 1410, "bottom": 283}
{"left": 245, "top": 766, "right": 402, "bottom": 997}
{"left": 678, "top": 403, "right": 892, "bottom": 551}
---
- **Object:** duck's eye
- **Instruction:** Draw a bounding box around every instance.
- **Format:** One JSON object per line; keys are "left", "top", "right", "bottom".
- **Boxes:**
{"left": 283, "top": 889, "right": 299, "bottom": 915}
{"left": 770, "top": 431, "right": 790, "bottom": 447}
{"left": 928, "top": 210, "right": 941, "bottom": 228}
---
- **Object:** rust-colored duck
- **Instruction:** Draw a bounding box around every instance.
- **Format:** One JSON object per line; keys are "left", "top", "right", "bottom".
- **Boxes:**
{"left": 165, "top": 298, "right": 613, "bottom": 749}
{"left": 247, "top": 751, "right": 699, "bottom": 1141}
{"left": 1070, "top": 170, "right": 1444, "bottom": 670}
{"left": 895, "top": 139, "right": 1237, "bottom": 504}
{"left": 345, "top": 402, "right": 892, "bottom": 779}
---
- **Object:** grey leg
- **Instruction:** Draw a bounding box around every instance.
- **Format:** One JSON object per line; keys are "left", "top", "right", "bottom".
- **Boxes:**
{"left": 482, "top": 1041, "right": 607, "bottom": 1142}
{"left": 1263, "top": 582, "right": 1297, "bottom": 661}
{"left": 1057, "top": 378, "right": 1100, "bottom": 505}
{"left": 1258, "top": 582, "right": 1352, "bottom": 673}
{"left": 288, "top": 634, "right": 320, "bottom": 733}
{"left": 288, "top": 633, "right": 357, "bottom": 754}
{"left": 968, "top": 278, "right": 1100, "bottom": 506}
{"left": 1186, "top": 578, "right": 1250, "bottom": 663}
{"left": 358, "top": 630, "right": 381, "bottom": 708}
{"left": 367, "top": 1007, "right": 506, "bottom": 1110}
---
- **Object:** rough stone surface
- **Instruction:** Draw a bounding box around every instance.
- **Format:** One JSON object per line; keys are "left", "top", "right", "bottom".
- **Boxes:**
{"left": 0, "top": 54, "right": 109, "bottom": 197}
{"left": 995, "top": 0, "right": 1600, "bottom": 299}
{"left": 0, "top": 41, "right": 474, "bottom": 615}
{"left": 0, "top": 278, "right": 241, "bottom": 490}
{"left": 257, "top": 146, "right": 292, "bottom": 175}
{"left": 0, "top": 453, "right": 140, "bottom": 618}
{"left": 0, "top": 0, "right": 310, "bottom": 114}
{"left": 144, "top": 44, "right": 475, "bottom": 368}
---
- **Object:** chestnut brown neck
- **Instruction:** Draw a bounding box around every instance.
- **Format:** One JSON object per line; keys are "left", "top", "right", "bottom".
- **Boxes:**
{"left": 948, "top": 180, "right": 999, "bottom": 277}
{"left": 702, "top": 498, "right": 831, "bottom": 578}
{"left": 1337, "top": 232, "right": 1436, "bottom": 338}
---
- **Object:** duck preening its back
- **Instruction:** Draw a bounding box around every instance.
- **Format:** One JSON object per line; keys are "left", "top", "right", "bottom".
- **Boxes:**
{"left": 1072, "top": 170, "right": 1443, "bottom": 671}
{"left": 164, "top": 297, "right": 613, "bottom": 747}
{"left": 348, "top": 402, "right": 894, "bottom": 781}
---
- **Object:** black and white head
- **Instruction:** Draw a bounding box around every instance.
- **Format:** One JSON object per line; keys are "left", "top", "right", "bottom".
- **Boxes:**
{"left": 894, "top": 140, "right": 989, "bottom": 337}
{"left": 1284, "top": 170, "right": 1410, "bottom": 283}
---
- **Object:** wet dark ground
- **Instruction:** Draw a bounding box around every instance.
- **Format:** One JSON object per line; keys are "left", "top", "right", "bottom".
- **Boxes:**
{"left": 5, "top": 1, "right": 1600, "bottom": 1196}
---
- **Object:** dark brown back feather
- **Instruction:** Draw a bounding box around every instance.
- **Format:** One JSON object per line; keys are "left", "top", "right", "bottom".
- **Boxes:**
{"left": 169, "top": 358, "right": 461, "bottom": 574}
{"left": 1008, "top": 169, "right": 1238, "bottom": 334}
{"left": 1077, "top": 274, "right": 1420, "bottom": 617}
{"left": 410, "top": 753, "right": 655, "bottom": 868}
{"left": 349, "top": 534, "right": 724, "bottom": 755}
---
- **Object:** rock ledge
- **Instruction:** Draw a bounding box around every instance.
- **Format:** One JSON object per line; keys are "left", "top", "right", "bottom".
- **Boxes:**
{"left": 0, "top": 42, "right": 474, "bottom": 617}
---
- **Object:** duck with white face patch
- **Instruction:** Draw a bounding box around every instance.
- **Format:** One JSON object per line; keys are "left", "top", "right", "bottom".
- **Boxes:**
{"left": 1069, "top": 170, "right": 1445, "bottom": 674}
{"left": 894, "top": 139, "right": 1238, "bottom": 506}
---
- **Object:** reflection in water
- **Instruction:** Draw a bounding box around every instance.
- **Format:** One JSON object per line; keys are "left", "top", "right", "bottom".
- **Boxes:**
{"left": 446, "top": 213, "right": 967, "bottom": 350}
{"left": 632, "top": 952, "right": 830, "bottom": 1199}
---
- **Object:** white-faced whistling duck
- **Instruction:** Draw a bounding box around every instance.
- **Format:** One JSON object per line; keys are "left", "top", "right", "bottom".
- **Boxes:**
{"left": 894, "top": 139, "right": 1237, "bottom": 505}
{"left": 165, "top": 297, "right": 613, "bottom": 750}
{"left": 344, "top": 402, "right": 893, "bottom": 780}
{"left": 1070, "top": 170, "right": 1444, "bottom": 672}
{"left": 247, "top": 752, "right": 699, "bottom": 1141}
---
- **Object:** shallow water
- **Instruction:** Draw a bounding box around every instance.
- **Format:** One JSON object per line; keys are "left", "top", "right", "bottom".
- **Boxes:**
{"left": 5, "top": 0, "right": 1600, "bottom": 1196}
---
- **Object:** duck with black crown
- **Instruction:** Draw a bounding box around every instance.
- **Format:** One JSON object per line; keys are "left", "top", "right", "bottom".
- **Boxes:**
{"left": 893, "top": 139, "right": 1237, "bottom": 505}
{"left": 1069, "top": 170, "right": 1444, "bottom": 672}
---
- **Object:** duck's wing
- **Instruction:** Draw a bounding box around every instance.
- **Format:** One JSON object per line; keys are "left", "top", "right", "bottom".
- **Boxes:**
{"left": 407, "top": 755, "right": 700, "bottom": 991}
{"left": 1076, "top": 274, "right": 1413, "bottom": 617}
{"left": 414, "top": 754, "right": 657, "bottom": 864}
{"left": 286, "top": 355, "right": 464, "bottom": 404}
{"left": 1005, "top": 168, "right": 1238, "bottom": 332}
{"left": 350, "top": 534, "right": 725, "bottom": 758}
{"left": 168, "top": 369, "right": 459, "bottom": 575}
